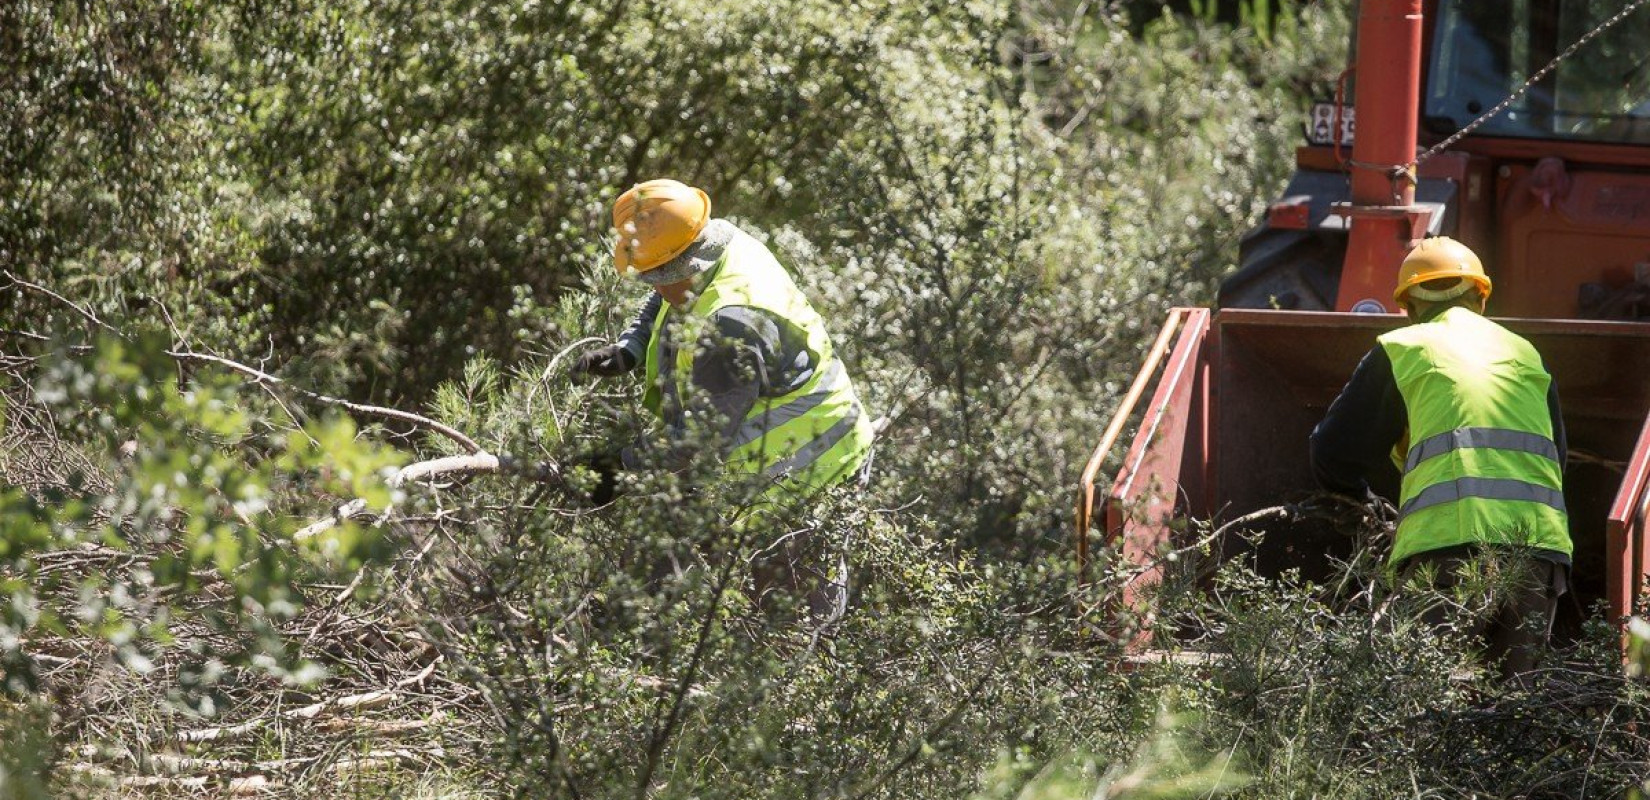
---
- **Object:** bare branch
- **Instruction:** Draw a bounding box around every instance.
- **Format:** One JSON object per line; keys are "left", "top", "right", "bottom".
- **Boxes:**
{"left": 7, "top": 272, "right": 486, "bottom": 453}
{"left": 526, "top": 335, "right": 606, "bottom": 425}
{"left": 395, "top": 452, "right": 504, "bottom": 485}
{"left": 4, "top": 271, "right": 122, "bottom": 336}
{"left": 167, "top": 349, "right": 484, "bottom": 454}
{"left": 176, "top": 689, "right": 402, "bottom": 744}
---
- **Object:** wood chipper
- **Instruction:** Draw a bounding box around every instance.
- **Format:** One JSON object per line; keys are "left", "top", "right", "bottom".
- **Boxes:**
{"left": 1076, "top": 0, "right": 1650, "bottom": 639}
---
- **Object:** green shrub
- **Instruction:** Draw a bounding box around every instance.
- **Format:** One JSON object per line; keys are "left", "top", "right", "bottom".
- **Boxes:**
{"left": 0, "top": 334, "right": 402, "bottom": 702}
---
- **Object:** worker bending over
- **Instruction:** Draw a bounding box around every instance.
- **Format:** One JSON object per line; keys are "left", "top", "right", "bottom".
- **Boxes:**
{"left": 1311, "top": 236, "right": 1570, "bottom": 680}
{"left": 574, "top": 178, "right": 875, "bottom": 502}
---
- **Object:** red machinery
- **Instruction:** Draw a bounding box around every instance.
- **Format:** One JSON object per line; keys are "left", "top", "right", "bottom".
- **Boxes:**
{"left": 1077, "top": 0, "right": 1650, "bottom": 634}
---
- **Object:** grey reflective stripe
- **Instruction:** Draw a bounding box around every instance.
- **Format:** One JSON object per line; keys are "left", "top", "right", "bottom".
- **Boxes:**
{"left": 761, "top": 405, "right": 860, "bottom": 480}
{"left": 1403, "top": 426, "right": 1560, "bottom": 472}
{"left": 729, "top": 359, "right": 849, "bottom": 450}
{"left": 1398, "top": 477, "right": 1567, "bottom": 520}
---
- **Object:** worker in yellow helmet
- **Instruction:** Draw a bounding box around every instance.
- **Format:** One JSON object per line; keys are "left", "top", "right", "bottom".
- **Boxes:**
{"left": 1310, "top": 236, "right": 1570, "bottom": 681}
{"left": 574, "top": 179, "right": 875, "bottom": 504}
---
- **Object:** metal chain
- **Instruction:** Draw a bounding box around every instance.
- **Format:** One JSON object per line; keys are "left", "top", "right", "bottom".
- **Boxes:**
{"left": 1346, "top": 158, "right": 1415, "bottom": 199}
{"left": 1411, "top": 0, "right": 1650, "bottom": 169}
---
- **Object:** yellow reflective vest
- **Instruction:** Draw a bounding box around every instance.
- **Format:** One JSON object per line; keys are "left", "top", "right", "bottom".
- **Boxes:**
{"left": 1378, "top": 306, "right": 1570, "bottom": 565}
{"left": 641, "top": 231, "right": 873, "bottom": 497}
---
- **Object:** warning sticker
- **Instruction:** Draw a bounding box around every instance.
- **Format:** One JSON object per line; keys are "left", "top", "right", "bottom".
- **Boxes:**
{"left": 1307, "top": 102, "right": 1355, "bottom": 146}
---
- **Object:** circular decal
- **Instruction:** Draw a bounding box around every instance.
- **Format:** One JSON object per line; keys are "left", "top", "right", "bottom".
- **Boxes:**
{"left": 1350, "top": 298, "right": 1388, "bottom": 314}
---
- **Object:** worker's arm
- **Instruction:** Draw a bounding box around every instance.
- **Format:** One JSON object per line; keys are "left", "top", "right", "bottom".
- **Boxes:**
{"left": 573, "top": 292, "right": 662, "bottom": 376}
{"left": 689, "top": 306, "right": 817, "bottom": 447}
{"left": 1309, "top": 346, "right": 1407, "bottom": 497}
{"left": 686, "top": 316, "right": 770, "bottom": 448}
{"left": 616, "top": 292, "right": 664, "bottom": 365}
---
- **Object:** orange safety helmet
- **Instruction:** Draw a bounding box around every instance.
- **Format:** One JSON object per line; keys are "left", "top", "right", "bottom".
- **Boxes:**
{"left": 611, "top": 179, "right": 712, "bottom": 276}
{"left": 1393, "top": 236, "right": 1492, "bottom": 305}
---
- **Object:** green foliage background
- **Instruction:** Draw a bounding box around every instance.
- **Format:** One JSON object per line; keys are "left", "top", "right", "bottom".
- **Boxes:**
{"left": 12, "top": 1, "right": 1643, "bottom": 799}
{"left": 3, "top": 0, "right": 1352, "bottom": 558}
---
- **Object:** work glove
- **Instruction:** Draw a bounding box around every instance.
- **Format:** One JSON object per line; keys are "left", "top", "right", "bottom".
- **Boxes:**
{"left": 572, "top": 343, "right": 637, "bottom": 377}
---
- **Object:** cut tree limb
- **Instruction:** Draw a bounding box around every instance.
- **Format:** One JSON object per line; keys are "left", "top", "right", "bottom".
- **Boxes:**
{"left": 295, "top": 452, "right": 506, "bottom": 540}
{"left": 8, "top": 274, "right": 576, "bottom": 558}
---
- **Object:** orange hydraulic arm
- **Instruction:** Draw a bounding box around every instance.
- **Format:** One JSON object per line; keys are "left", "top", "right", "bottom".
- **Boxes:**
{"left": 1334, "top": 0, "right": 1433, "bottom": 313}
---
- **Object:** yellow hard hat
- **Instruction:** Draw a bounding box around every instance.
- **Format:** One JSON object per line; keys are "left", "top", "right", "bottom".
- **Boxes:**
{"left": 611, "top": 179, "right": 712, "bottom": 276}
{"left": 1393, "top": 236, "right": 1492, "bottom": 305}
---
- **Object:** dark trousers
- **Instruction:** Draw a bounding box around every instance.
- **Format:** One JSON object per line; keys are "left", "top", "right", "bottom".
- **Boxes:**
{"left": 1398, "top": 547, "right": 1569, "bottom": 682}
{"left": 750, "top": 454, "right": 873, "bottom": 623}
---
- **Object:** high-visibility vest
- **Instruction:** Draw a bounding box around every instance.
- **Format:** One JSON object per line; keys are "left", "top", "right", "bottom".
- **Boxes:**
{"left": 641, "top": 231, "right": 873, "bottom": 496}
{"left": 1378, "top": 306, "right": 1570, "bottom": 565}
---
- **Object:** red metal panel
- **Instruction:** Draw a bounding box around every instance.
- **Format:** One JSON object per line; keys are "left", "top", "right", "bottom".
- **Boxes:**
{"left": 1106, "top": 308, "right": 1211, "bottom": 615}
{"left": 1295, "top": 145, "right": 1339, "bottom": 173}
{"left": 1452, "top": 137, "right": 1650, "bottom": 171}
{"left": 1495, "top": 163, "right": 1650, "bottom": 320}
{"left": 1640, "top": 487, "right": 1650, "bottom": 615}
{"left": 1608, "top": 413, "right": 1650, "bottom": 625}
{"left": 1076, "top": 309, "right": 1187, "bottom": 580}
{"left": 1267, "top": 198, "right": 1312, "bottom": 230}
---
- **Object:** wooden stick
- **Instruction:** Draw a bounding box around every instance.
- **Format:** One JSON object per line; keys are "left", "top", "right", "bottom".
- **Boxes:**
{"left": 3, "top": 272, "right": 121, "bottom": 336}
{"left": 177, "top": 689, "right": 401, "bottom": 743}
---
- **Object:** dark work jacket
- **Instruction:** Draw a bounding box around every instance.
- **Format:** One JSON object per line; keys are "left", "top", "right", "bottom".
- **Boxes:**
{"left": 616, "top": 289, "right": 817, "bottom": 469}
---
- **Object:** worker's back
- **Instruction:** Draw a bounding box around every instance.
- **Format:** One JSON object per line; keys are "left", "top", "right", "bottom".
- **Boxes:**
{"left": 1377, "top": 306, "right": 1569, "bottom": 565}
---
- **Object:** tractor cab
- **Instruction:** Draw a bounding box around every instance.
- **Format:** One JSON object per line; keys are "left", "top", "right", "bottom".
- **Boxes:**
{"left": 1425, "top": 0, "right": 1650, "bottom": 148}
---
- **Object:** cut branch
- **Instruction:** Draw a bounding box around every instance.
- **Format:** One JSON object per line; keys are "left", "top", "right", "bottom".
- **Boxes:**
{"left": 295, "top": 452, "right": 508, "bottom": 540}
{"left": 4, "top": 272, "right": 122, "bottom": 336}
{"left": 176, "top": 689, "right": 402, "bottom": 744}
